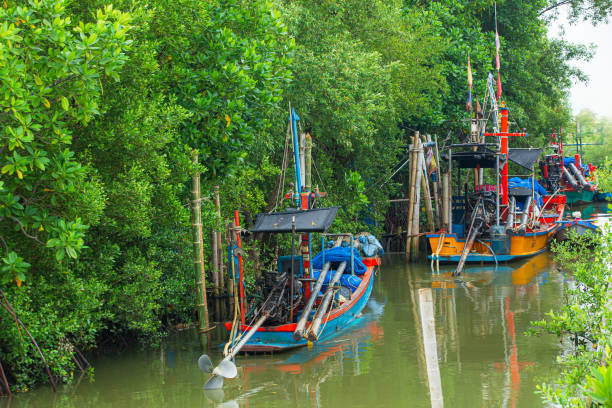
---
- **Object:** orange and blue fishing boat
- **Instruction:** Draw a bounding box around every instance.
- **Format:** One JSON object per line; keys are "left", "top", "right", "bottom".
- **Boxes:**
{"left": 427, "top": 75, "right": 564, "bottom": 273}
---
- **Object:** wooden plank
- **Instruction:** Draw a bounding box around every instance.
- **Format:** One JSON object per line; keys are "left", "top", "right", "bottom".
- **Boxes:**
{"left": 419, "top": 288, "right": 444, "bottom": 408}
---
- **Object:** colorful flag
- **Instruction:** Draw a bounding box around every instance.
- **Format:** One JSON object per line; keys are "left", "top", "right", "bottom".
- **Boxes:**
{"left": 467, "top": 55, "right": 473, "bottom": 87}
{"left": 466, "top": 55, "right": 473, "bottom": 111}
{"left": 427, "top": 147, "right": 437, "bottom": 175}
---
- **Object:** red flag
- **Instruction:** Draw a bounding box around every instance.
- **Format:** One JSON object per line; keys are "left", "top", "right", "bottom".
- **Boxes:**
{"left": 497, "top": 71, "right": 502, "bottom": 100}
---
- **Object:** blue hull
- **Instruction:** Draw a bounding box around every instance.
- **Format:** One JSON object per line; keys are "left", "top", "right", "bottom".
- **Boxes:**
{"left": 235, "top": 266, "right": 376, "bottom": 352}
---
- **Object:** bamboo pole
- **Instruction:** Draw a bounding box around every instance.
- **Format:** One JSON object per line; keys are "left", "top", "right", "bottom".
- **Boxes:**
{"left": 420, "top": 136, "right": 435, "bottom": 232}
{"left": 428, "top": 135, "right": 441, "bottom": 228}
{"left": 411, "top": 139, "right": 423, "bottom": 259}
{"left": 406, "top": 132, "right": 419, "bottom": 258}
{"left": 214, "top": 186, "right": 225, "bottom": 319}
{"left": 418, "top": 288, "right": 444, "bottom": 408}
{"left": 191, "top": 151, "right": 209, "bottom": 343}
{"left": 442, "top": 173, "right": 450, "bottom": 231}
{"left": 226, "top": 222, "right": 235, "bottom": 316}
{"left": 300, "top": 132, "right": 306, "bottom": 190}
{"left": 305, "top": 132, "right": 312, "bottom": 191}
{"left": 211, "top": 229, "right": 220, "bottom": 321}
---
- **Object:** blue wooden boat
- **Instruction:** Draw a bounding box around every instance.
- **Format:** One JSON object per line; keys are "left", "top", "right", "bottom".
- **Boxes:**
{"left": 224, "top": 250, "right": 380, "bottom": 352}
{"left": 223, "top": 108, "right": 382, "bottom": 352}
{"left": 199, "top": 108, "right": 383, "bottom": 389}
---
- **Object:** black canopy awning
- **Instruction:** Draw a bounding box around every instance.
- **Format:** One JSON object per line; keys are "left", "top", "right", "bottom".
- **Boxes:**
{"left": 508, "top": 148, "right": 542, "bottom": 170}
{"left": 445, "top": 147, "right": 499, "bottom": 168}
{"left": 442, "top": 146, "right": 542, "bottom": 170}
{"left": 250, "top": 207, "right": 339, "bottom": 233}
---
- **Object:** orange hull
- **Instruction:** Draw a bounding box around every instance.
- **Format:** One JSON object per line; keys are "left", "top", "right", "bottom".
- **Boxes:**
{"left": 428, "top": 225, "right": 558, "bottom": 262}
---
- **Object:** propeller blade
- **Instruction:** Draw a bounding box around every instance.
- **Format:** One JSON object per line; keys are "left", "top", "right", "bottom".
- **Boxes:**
{"left": 213, "top": 359, "right": 238, "bottom": 379}
{"left": 203, "top": 374, "right": 224, "bottom": 390}
{"left": 219, "top": 401, "right": 240, "bottom": 408}
{"left": 198, "top": 354, "right": 213, "bottom": 373}
{"left": 203, "top": 388, "right": 225, "bottom": 403}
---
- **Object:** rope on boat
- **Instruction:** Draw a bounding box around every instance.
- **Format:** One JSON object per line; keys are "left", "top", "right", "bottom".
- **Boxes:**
{"left": 224, "top": 247, "right": 242, "bottom": 357}
{"left": 476, "top": 239, "right": 498, "bottom": 269}
{"left": 431, "top": 232, "right": 445, "bottom": 273}
{"left": 528, "top": 187, "right": 561, "bottom": 230}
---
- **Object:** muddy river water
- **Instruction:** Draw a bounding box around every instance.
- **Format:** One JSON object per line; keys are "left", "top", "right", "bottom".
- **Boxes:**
{"left": 2, "top": 249, "right": 574, "bottom": 408}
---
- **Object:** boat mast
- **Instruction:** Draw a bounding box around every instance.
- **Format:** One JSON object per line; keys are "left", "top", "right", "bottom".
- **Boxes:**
{"left": 483, "top": 104, "right": 527, "bottom": 211}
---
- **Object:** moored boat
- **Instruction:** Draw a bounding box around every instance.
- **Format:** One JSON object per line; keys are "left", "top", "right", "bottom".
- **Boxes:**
{"left": 199, "top": 109, "right": 383, "bottom": 389}
{"left": 539, "top": 132, "right": 598, "bottom": 205}
{"left": 222, "top": 210, "right": 382, "bottom": 352}
{"left": 427, "top": 75, "right": 564, "bottom": 272}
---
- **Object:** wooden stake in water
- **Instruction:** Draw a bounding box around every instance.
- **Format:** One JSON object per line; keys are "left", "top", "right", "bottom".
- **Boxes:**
{"left": 191, "top": 151, "right": 209, "bottom": 344}
{"left": 418, "top": 288, "right": 443, "bottom": 408}
{"left": 406, "top": 132, "right": 419, "bottom": 259}
{"left": 442, "top": 173, "right": 450, "bottom": 231}
{"left": 214, "top": 186, "right": 225, "bottom": 319}
{"left": 411, "top": 139, "right": 423, "bottom": 259}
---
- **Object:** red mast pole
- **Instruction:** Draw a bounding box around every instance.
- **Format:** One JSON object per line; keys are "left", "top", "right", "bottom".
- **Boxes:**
{"left": 500, "top": 107, "right": 509, "bottom": 206}
{"left": 484, "top": 107, "right": 527, "bottom": 208}
{"left": 300, "top": 193, "right": 311, "bottom": 300}
{"left": 234, "top": 210, "right": 245, "bottom": 324}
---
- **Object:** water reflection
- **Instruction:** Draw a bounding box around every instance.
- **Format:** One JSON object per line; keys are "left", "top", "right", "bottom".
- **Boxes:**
{"left": 425, "top": 252, "right": 560, "bottom": 407}
{"left": 211, "top": 300, "right": 386, "bottom": 407}
{"left": 3, "top": 254, "right": 565, "bottom": 408}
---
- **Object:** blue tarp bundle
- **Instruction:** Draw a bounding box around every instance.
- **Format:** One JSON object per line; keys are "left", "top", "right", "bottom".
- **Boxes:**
{"left": 311, "top": 246, "right": 367, "bottom": 275}
{"left": 358, "top": 234, "right": 384, "bottom": 257}
{"left": 508, "top": 177, "right": 546, "bottom": 209}
{"left": 311, "top": 269, "right": 362, "bottom": 292}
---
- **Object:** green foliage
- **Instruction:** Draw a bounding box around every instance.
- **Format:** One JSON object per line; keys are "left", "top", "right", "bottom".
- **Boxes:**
{"left": 524, "top": 161, "right": 612, "bottom": 406}
{"left": 0, "top": 0, "right": 602, "bottom": 392}
{"left": 587, "top": 363, "right": 612, "bottom": 407}
{"left": 541, "top": 0, "right": 612, "bottom": 23}
{"left": 528, "top": 196, "right": 612, "bottom": 406}
{"left": 0, "top": 0, "right": 131, "bottom": 282}
{"left": 574, "top": 109, "right": 612, "bottom": 166}
{"left": 151, "top": 0, "right": 293, "bottom": 180}
{"left": 275, "top": 0, "right": 445, "bottom": 233}
{"left": 0, "top": 0, "right": 132, "bottom": 389}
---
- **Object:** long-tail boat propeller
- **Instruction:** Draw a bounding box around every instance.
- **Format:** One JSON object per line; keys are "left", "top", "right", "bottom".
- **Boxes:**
{"left": 198, "top": 354, "right": 238, "bottom": 390}
{"left": 198, "top": 354, "right": 213, "bottom": 373}
{"left": 199, "top": 271, "right": 290, "bottom": 389}
{"left": 199, "top": 313, "right": 268, "bottom": 389}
